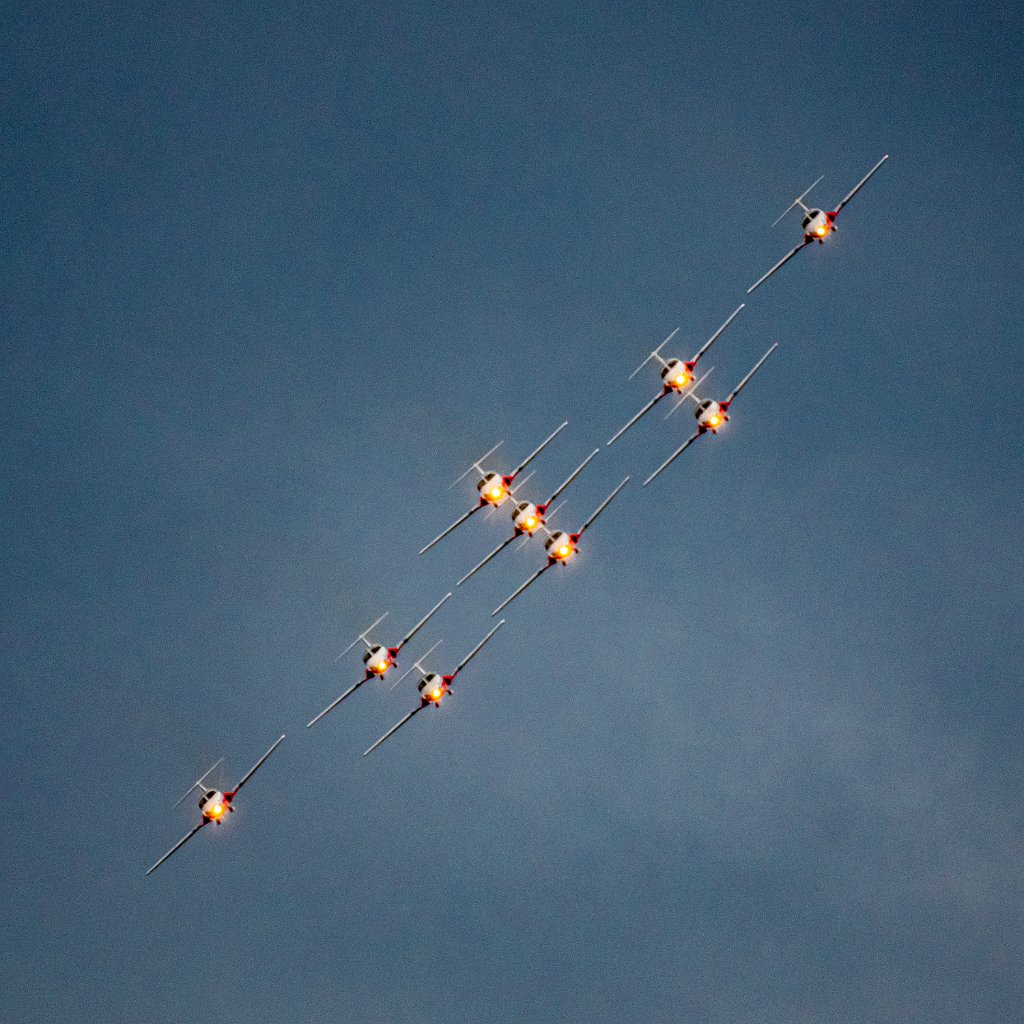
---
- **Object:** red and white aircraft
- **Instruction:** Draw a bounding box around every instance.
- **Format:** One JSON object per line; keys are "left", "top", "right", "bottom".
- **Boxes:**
{"left": 644, "top": 343, "right": 779, "bottom": 486}
{"left": 419, "top": 422, "right": 568, "bottom": 555}
{"left": 747, "top": 154, "right": 889, "bottom": 294}
{"left": 607, "top": 304, "right": 745, "bottom": 446}
{"left": 363, "top": 620, "right": 506, "bottom": 756}
{"left": 491, "top": 477, "right": 630, "bottom": 617}
{"left": 456, "top": 448, "right": 600, "bottom": 587}
{"left": 146, "top": 735, "right": 285, "bottom": 876}
{"left": 307, "top": 591, "right": 453, "bottom": 728}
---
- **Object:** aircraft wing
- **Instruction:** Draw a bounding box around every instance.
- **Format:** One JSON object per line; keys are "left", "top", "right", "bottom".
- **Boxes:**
{"left": 363, "top": 705, "right": 424, "bottom": 756}
{"left": 419, "top": 504, "right": 481, "bottom": 555}
{"left": 577, "top": 477, "right": 630, "bottom": 537}
{"left": 643, "top": 431, "right": 703, "bottom": 486}
{"left": 450, "top": 620, "right": 505, "bottom": 680}
{"left": 543, "top": 448, "right": 599, "bottom": 506}
{"left": 307, "top": 675, "right": 373, "bottom": 728}
{"left": 607, "top": 392, "right": 667, "bottom": 446}
{"left": 690, "top": 303, "right": 745, "bottom": 365}
{"left": 724, "top": 343, "right": 779, "bottom": 406}
{"left": 509, "top": 421, "right": 568, "bottom": 478}
{"left": 834, "top": 154, "right": 889, "bottom": 215}
{"left": 457, "top": 535, "right": 518, "bottom": 587}
{"left": 146, "top": 819, "right": 208, "bottom": 876}
{"left": 231, "top": 735, "right": 286, "bottom": 794}
{"left": 396, "top": 592, "right": 452, "bottom": 650}
{"left": 492, "top": 562, "right": 553, "bottom": 617}
{"left": 747, "top": 240, "right": 811, "bottom": 294}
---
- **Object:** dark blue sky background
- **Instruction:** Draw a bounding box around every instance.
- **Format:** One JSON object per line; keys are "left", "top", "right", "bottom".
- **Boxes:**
{"left": 3, "top": 2, "right": 1022, "bottom": 1021}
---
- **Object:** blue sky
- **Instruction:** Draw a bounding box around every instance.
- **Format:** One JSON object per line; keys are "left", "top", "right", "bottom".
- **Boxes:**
{"left": 2, "top": 2, "right": 1022, "bottom": 1021}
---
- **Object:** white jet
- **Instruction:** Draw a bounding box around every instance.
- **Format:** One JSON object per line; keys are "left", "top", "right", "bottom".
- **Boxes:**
{"left": 607, "top": 303, "right": 745, "bottom": 446}
{"left": 491, "top": 477, "right": 630, "bottom": 617}
{"left": 456, "top": 447, "right": 600, "bottom": 587}
{"left": 747, "top": 154, "right": 889, "bottom": 294}
{"left": 307, "top": 591, "right": 453, "bottom": 728}
{"left": 363, "top": 620, "right": 506, "bottom": 756}
{"left": 146, "top": 735, "right": 285, "bottom": 876}
{"left": 419, "top": 421, "right": 569, "bottom": 555}
{"left": 643, "top": 343, "right": 779, "bottom": 486}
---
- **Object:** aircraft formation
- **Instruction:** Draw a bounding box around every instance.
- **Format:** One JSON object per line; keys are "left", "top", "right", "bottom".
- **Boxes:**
{"left": 147, "top": 155, "right": 890, "bottom": 874}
